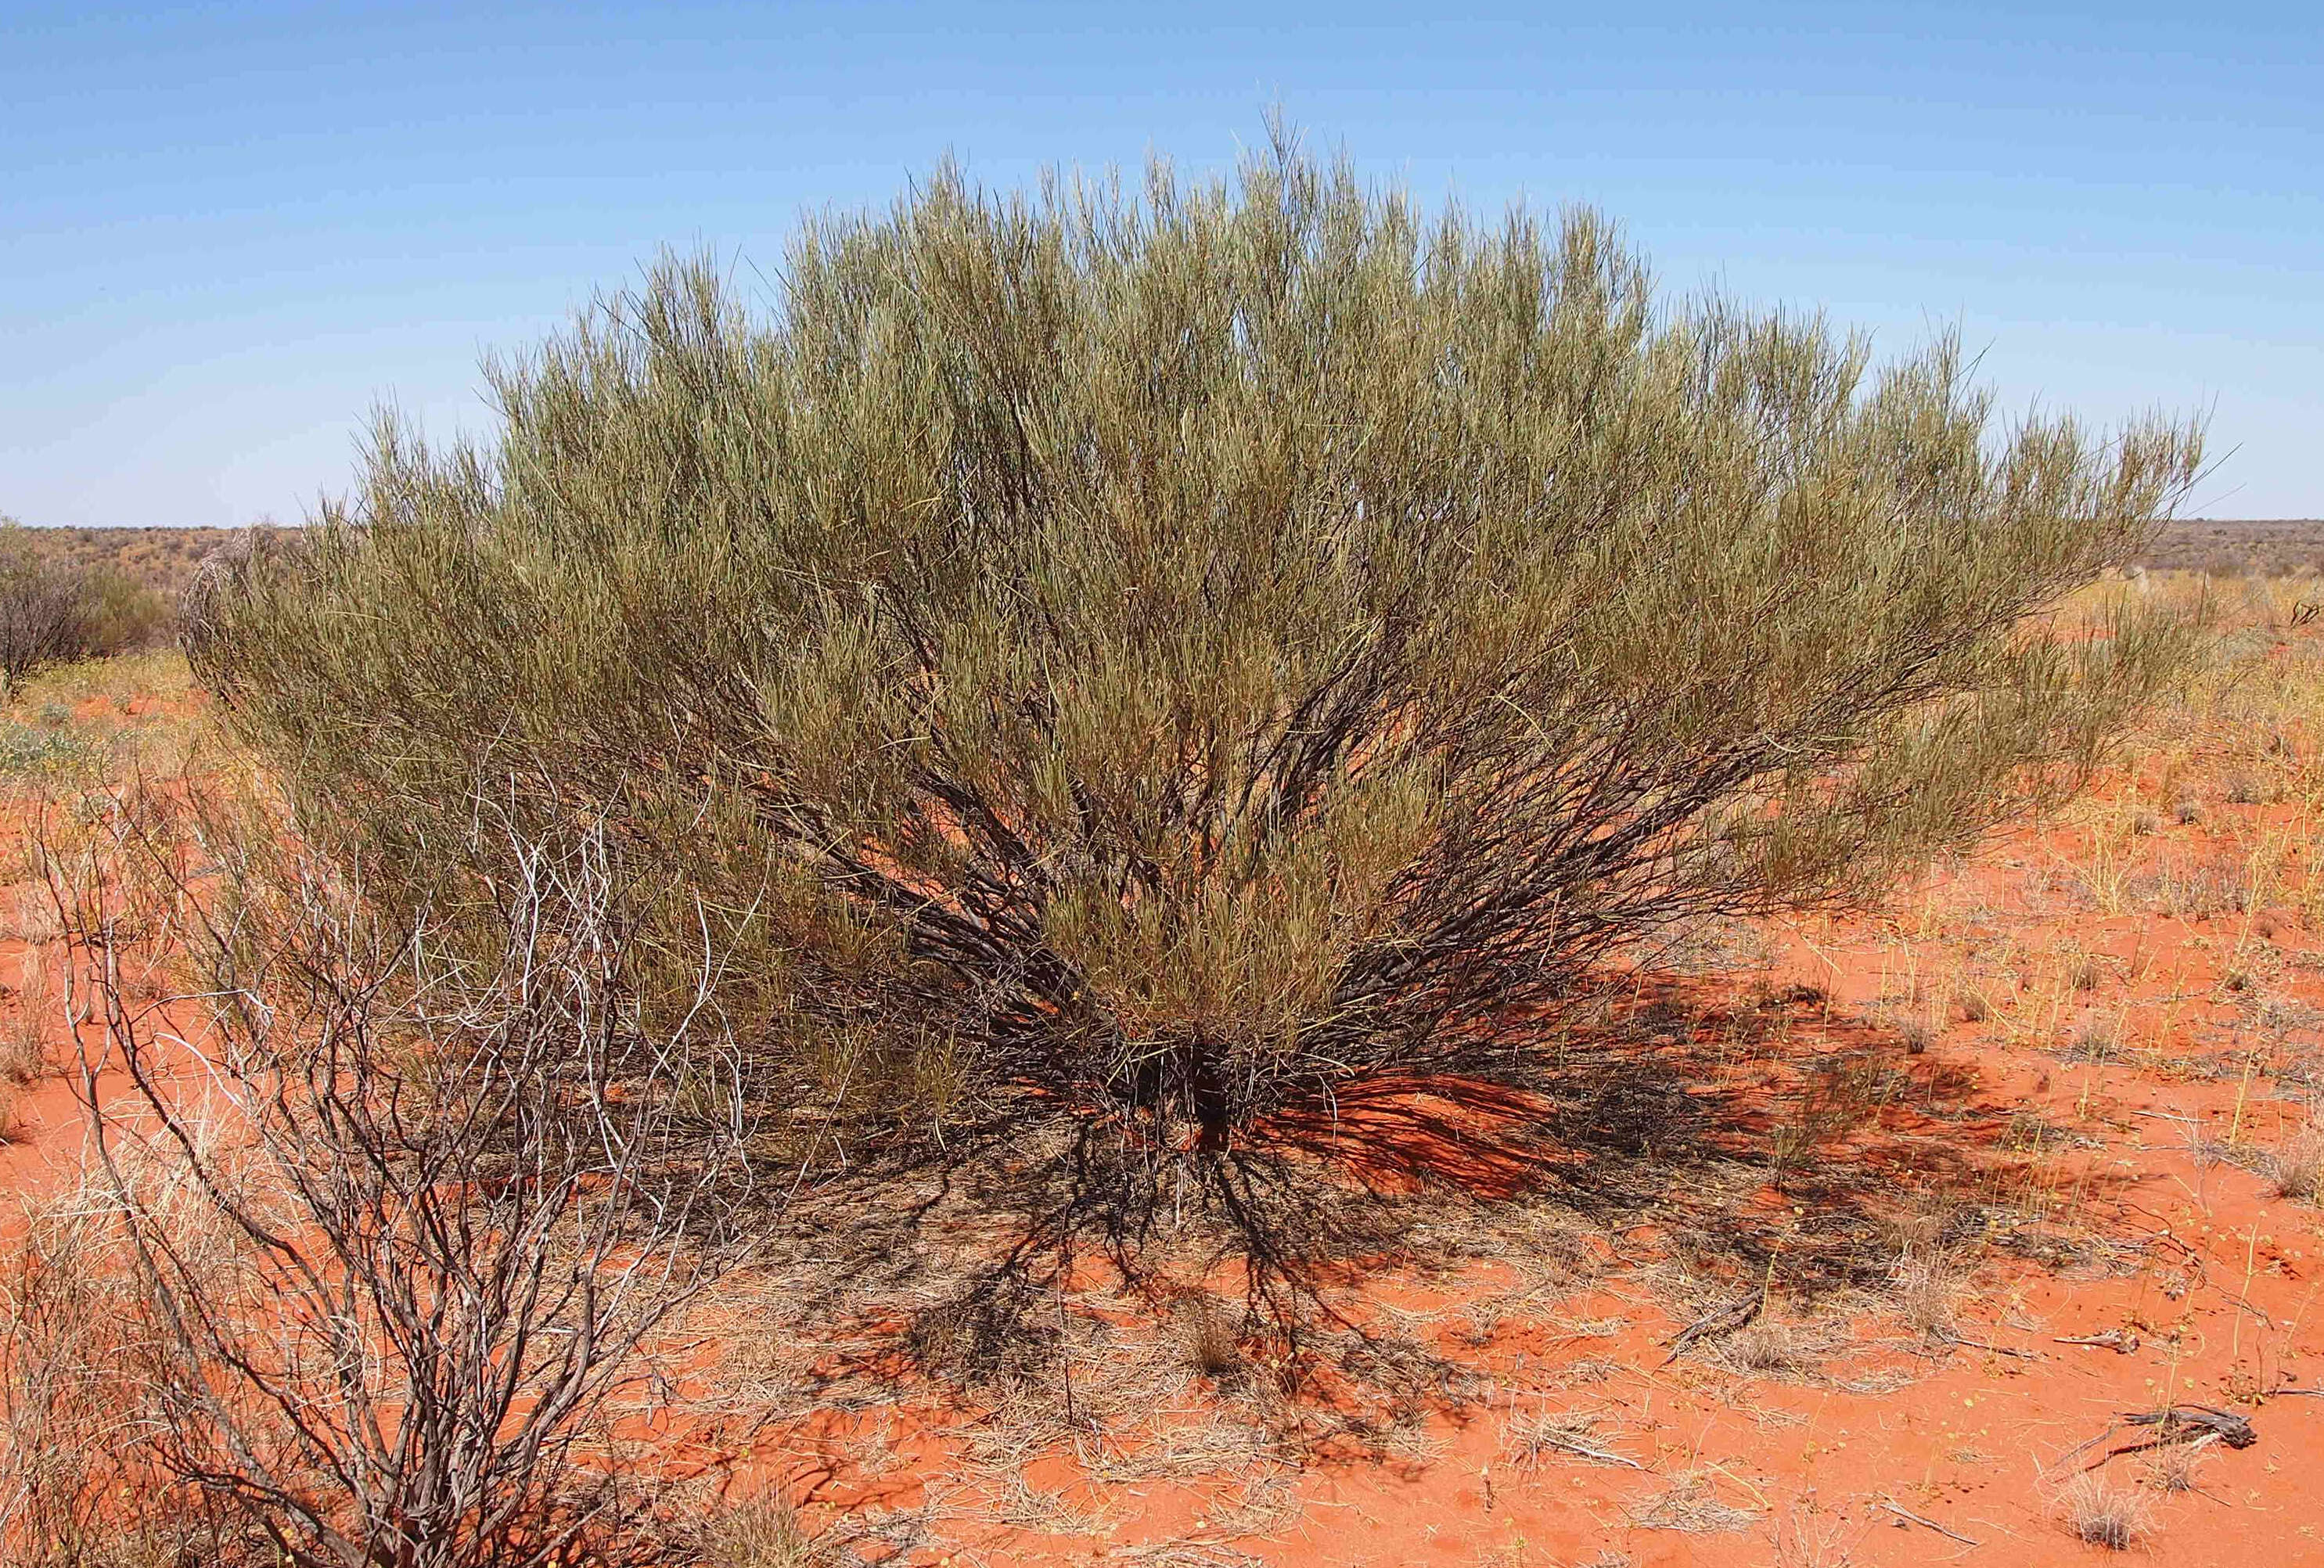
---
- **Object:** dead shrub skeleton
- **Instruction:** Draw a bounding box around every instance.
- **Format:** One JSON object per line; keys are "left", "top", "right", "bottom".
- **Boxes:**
{"left": 29, "top": 788, "right": 754, "bottom": 1567}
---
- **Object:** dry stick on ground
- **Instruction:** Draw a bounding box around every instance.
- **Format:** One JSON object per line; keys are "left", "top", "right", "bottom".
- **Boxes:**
{"left": 1531, "top": 1432, "right": 1645, "bottom": 1470}
{"left": 2067, "top": 1405, "right": 2258, "bottom": 1470}
{"left": 45, "top": 785, "right": 757, "bottom": 1568}
{"left": 2056, "top": 1329, "right": 2141, "bottom": 1353}
{"left": 1507, "top": 1413, "right": 1646, "bottom": 1471}
{"left": 1875, "top": 1498, "right": 1980, "bottom": 1547}
{"left": 1660, "top": 1296, "right": 1761, "bottom": 1367}
{"left": 1933, "top": 1327, "right": 2042, "bottom": 1361}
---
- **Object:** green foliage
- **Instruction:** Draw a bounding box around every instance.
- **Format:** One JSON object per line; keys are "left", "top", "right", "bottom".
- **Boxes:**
{"left": 77, "top": 566, "right": 173, "bottom": 656}
{"left": 191, "top": 134, "right": 2203, "bottom": 1146}
{"left": 0, "top": 721, "right": 109, "bottom": 782}
{"left": 0, "top": 522, "right": 175, "bottom": 683}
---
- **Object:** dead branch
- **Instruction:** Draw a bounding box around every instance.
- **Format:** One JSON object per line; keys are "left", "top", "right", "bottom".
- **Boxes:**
{"left": 2069, "top": 1404, "right": 2257, "bottom": 1470}
{"left": 1876, "top": 1498, "right": 1980, "bottom": 1547}
{"left": 1934, "top": 1328, "right": 2040, "bottom": 1361}
{"left": 1660, "top": 1295, "right": 1761, "bottom": 1366}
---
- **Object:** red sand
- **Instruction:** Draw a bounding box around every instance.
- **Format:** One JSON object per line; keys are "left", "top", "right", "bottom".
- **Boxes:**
{"left": 6, "top": 697, "right": 2322, "bottom": 1566}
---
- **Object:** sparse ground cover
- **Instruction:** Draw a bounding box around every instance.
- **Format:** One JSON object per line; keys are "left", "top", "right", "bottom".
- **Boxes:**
{"left": 5, "top": 570, "right": 2323, "bottom": 1563}
{"left": 2136, "top": 519, "right": 2324, "bottom": 577}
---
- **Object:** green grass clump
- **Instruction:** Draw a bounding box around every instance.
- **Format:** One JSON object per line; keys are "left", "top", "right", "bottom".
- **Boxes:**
{"left": 189, "top": 130, "right": 2203, "bottom": 1155}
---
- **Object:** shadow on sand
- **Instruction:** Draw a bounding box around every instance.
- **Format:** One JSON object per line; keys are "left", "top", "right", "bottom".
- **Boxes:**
{"left": 739, "top": 973, "right": 2134, "bottom": 1444}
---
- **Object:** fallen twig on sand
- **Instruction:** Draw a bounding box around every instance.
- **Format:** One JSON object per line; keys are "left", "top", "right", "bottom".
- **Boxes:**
{"left": 1876, "top": 1498, "right": 1980, "bottom": 1547}
{"left": 1508, "top": 1411, "right": 1650, "bottom": 1472}
{"left": 1935, "top": 1328, "right": 2040, "bottom": 1361}
{"left": 1527, "top": 1429, "right": 1646, "bottom": 1469}
{"left": 1660, "top": 1296, "right": 1761, "bottom": 1366}
{"left": 2055, "top": 1329, "right": 2141, "bottom": 1353}
{"left": 2068, "top": 1404, "right": 2257, "bottom": 1469}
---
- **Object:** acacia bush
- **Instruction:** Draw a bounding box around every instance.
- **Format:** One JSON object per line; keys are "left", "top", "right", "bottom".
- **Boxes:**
{"left": 191, "top": 137, "right": 2203, "bottom": 1153}
{"left": 0, "top": 520, "right": 175, "bottom": 681}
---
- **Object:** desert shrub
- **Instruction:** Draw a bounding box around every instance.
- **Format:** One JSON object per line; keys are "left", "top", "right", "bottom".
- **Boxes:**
{"left": 29, "top": 781, "right": 754, "bottom": 1567}
{"left": 75, "top": 566, "right": 173, "bottom": 656}
{"left": 0, "top": 523, "right": 174, "bottom": 682}
{"left": 0, "top": 527, "right": 95, "bottom": 685}
{"left": 188, "top": 133, "right": 2203, "bottom": 1153}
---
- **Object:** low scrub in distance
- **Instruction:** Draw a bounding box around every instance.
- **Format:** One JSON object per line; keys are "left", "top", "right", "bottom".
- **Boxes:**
{"left": 189, "top": 133, "right": 2205, "bottom": 1163}
{"left": 0, "top": 520, "right": 176, "bottom": 683}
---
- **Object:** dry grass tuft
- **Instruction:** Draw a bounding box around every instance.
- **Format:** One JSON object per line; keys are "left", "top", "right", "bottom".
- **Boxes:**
{"left": 0, "top": 943, "right": 58, "bottom": 1086}
{"left": 2267, "top": 1127, "right": 2323, "bottom": 1201}
{"left": 693, "top": 1493, "right": 836, "bottom": 1568}
{"left": 2137, "top": 1442, "right": 2208, "bottom": 1494}
{"left": 5, "top": 886, "right": 61, "bottom": 945}
{"left": 0, "top": 1153, "right": 247, "bottom": 1563}
{"left": 2059, "top": 1472, "right": 2155, "bottom": 1550}
{"left": 2067, "top": 1017, "right": 2117, "bottom": 1062}
{"left": 2186, "top": 1131, "right": 2234, "bottom": 1173}
{"left": 1768, "top": 1505, "right": 1860, "bottom": 1566}
{"left": 1174, "top": 1290, "right": 1245, "bottom": 1382}
{"left": 1892, "top": 1246, "right": 1966, "bottom": 1336}
{"left": 1709, "top": 1315, "right": 1823, "bottom": 1379}
{"left": 1768, "top": 1054, "right": 1894, "bottom": 1180}
{"left": 1629, "top": 1472, "right": 1759, "bottom": 1534}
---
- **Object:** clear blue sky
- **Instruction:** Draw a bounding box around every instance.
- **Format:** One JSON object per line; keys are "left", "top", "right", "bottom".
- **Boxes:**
{"left": 4, "top": 1, "right": 2318, "bottom": 527}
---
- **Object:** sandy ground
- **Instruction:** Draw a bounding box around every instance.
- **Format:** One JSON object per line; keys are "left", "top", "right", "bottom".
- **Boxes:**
{"left": 4, "top": 599, "right": 2322, "bottom": 1566}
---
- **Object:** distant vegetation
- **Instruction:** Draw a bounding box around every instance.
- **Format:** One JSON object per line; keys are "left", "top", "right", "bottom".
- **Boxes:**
{"left": 13, "top": 510, "right": 2308, "bottom": 625}
{"left": 2137, "top": 517, "right": 2324, "bottom": 576}
{"left": 0, "top": 520, "right": 179, "bottom": 682}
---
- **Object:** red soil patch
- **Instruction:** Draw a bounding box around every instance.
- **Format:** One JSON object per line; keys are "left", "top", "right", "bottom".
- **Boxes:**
{"left": 8, "top": 646, "right": 2324, "bottom": 1566}
{"left": 659, "top": 789, "right": 2324, "bottom": 1563}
